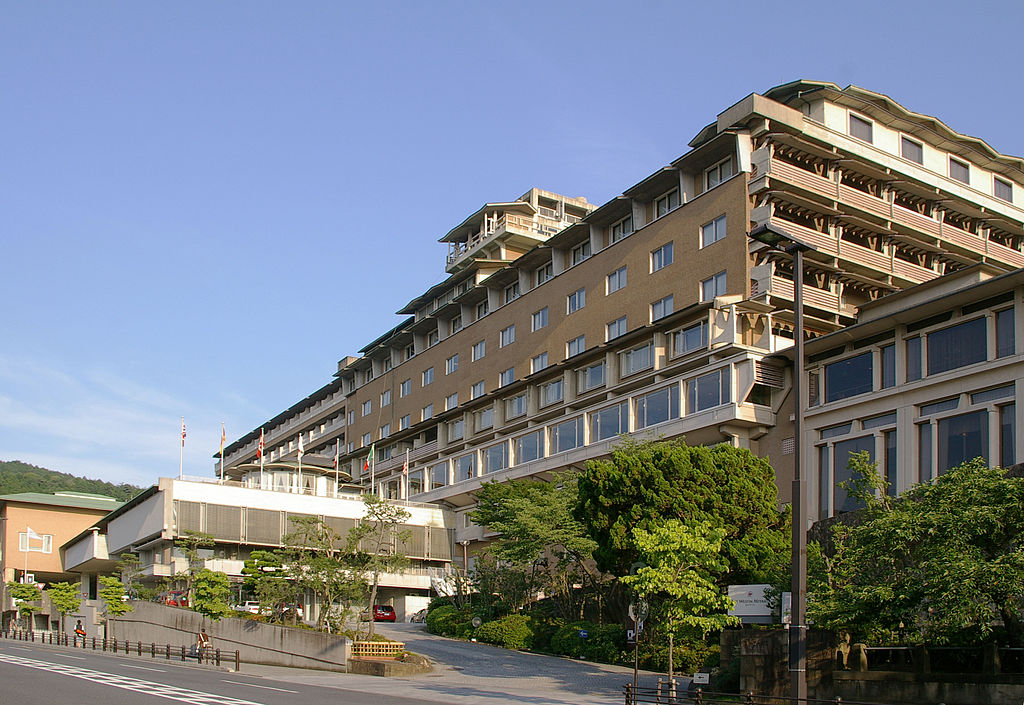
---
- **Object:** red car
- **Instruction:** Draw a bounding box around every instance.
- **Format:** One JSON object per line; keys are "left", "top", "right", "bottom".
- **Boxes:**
{"left": 372, "top": 605, "right": 396, "bottom": 622}
{"left": 156, "top": 591, "right": 188, "bottom": 607}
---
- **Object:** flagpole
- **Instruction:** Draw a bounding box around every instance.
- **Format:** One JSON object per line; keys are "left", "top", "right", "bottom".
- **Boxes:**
{"left": 24, "top": 526, "right": 29, "bottom": 583}
{"left": 179, "top": 417, "right": 185, "bottom": 480}
{"left": 219, "top": 423, "right": 226, "bottom": 483}
{"left": 297, "top": 433, "right": 303, "bottom": 494}
{"left": 259, "top": 427, "right": 265, "bottom": 489}
{"left": 404, "top": 448, "right": 410, "bottom": 501}
{"left": 334, "top": 442, "right": 340, "bottom": 497}
{"left": 370, "top": 450, "right": 375, "bottom": 496}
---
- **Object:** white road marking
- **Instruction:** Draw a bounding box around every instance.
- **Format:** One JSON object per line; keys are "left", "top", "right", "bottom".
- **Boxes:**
{"left": 121, "top": 663, "right": 167, "bottom": 672}
{"left": 222, "top": 680, "right": 298, "bottom": 693}
{"left": 56, "top": 654, "right": 88, "bottom": 660}
{"left": 0, "top": 652, "right": 265, "bottom": 705}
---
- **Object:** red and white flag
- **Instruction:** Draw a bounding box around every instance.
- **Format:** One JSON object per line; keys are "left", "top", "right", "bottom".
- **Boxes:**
{"left": 180, "top": 418, "right": 186, "bottom": 447}
{"left": 297, "top": 434, "right": 304, "bottom": 460}
{"left": 402, "top": 459, "right": 408, "bottom": 476}
{"left": 257, "top": 428, "right": 265, "bottom": 459}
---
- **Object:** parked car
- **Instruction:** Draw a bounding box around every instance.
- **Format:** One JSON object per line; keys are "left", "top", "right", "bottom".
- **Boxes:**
{"left": 360, "top": 604, "right": 397, "bottom": 622}
{"left": 410, "top": 608, "right": 428, "bottom": 623}
{"left": 155, "top": 590, "right": 188, "bottom": 608}
{"left": 237, "top": 601, "right": 262, "bottom": 614}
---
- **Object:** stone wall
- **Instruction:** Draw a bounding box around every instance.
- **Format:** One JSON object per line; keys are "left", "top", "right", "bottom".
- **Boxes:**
{"left": 110, "top": 601, "right": 349, "bottom": 671}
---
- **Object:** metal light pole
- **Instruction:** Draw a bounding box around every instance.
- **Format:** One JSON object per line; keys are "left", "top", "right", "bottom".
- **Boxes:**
{"left": 749, "top": 224, "right": 812, "bottom": 703}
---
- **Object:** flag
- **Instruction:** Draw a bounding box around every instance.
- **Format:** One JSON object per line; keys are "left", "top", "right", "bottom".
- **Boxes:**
{"left": 26, "top": 526, "right": 41, "bottom": 541}
{"left": 181, "top": 418, "right": 186, "bottom": 446}
{"left": 257, "top": 428, "right": 265, "bottom": 459}
{"left": 220, "top": 423, "right": 226, "bottom": 457}
{"left": 333, "top": 444, "right": 339, "bottom": 470}
{"left": 402, "top": 459, "right": 408, "bottom": 476}
{"left": 297, "top": 434, "right": 304, "bottom": 460}
{"left": 363, "top": 444, "right": 374, "bottom": 472}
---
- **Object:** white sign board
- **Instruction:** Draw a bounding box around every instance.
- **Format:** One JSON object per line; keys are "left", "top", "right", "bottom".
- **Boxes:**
{"left": 727, "top": 584, "right": 772, "bottom": 620}
{"left": 692, "top": 672, "right": 710, "bottom": 685}
{"left": 781, "top": 591, "right": 792, "bottom": 624}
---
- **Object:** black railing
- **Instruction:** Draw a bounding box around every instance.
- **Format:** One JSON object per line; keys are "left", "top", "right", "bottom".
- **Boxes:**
{"left": 624, "top": 684, "right": 912, "bottom": 705}
{"left": 1, "top": 629, "right": 239, "bottom": 671}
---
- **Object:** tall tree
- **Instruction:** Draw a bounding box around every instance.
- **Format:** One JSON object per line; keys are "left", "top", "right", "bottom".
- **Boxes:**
{"left": 241, "top": 550, "right": 300, "bottom": 621}
{"left": 98, "top": 576, "right": 132, "bottom": 639}
{"left": 191, "top": 568, "right": 233, "bottom": 621}
{"left": 6, "top": 582, "right": 42, "bottom": 629}
{"left": 808, "top": 455, "right": 1024, "bottom": 646}
{"left": 116, "top": 553, "right": 145, "bottom": 600}
{"left": 282, "top": 516, "right": 367, "bottom": 630}
{"left": 350, "top": 494, "right": 410, "bottom": 638}
{"left": 45, "top": 582, "right": 81, "bottom": 635}
{"left": 576, "top": 439, "right": 787, "bottom": 584}
{"left": 175, "top": 530, "right": 215, "bottom": 606}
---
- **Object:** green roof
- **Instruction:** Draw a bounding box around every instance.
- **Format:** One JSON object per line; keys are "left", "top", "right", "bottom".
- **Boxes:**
{"left": 0, "top": 491, "right": 124, "bottom": 511}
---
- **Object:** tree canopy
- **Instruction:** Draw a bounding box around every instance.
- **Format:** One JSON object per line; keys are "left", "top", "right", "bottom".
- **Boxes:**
{"left": 0, "top": 460, "right": 142, "bottom": 501}
{"left": 575, "top": 439, "right": 787, "bottom": 583}
{"left": 808, "top": 455, "right": 1024, "bottom": 646}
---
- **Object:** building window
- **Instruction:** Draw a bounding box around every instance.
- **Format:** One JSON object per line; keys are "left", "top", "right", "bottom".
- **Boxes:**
{"left": 829, "top": 436, "right": 875, "bottom": 514}
{"left": 449, "top": 316, "right": 463, "bottom": 335}
{"left": 1001, "top": 403, "right": 1016, "bottom": 468}
{"left": 421, "top": 404, "right": 433, "bottom": 421}
{"left": 380, "top": 423, "right": 390, "bottom": 438}
{"left": 607, "top": 266, "right": 627, "bottom": 294}
{"left": 994, "top": 177, "right": 1014, "bottom": 203}
{"left": 472, "top": 340, "right": 486, "bottom": 361}
{"left": 446, "top": 354, "right": 459, "bottom": 375}
{"left": 949, "top": 157, "right": 970, "bottom": 185}
{"left": 571, "top": 241, "right": 591, "bottom": 265}
{"left": 405, "top": 343, "right": 415, "bottom": 360}
{"left": 611, "top": 215, "right": 633, "bottom": 243}
{"left": 409, "top": 470, "right": 424, "bottom": 495}
{"left": 476, "top": 407, "right": 494, "bottom": 431}
{"left": 651, "top": 242, "right": 674, "bottom": 272}
{"left": 430, "top": 462, "right": 447, "bottom": 489}
{"left": 849, "top": 113, "right": 873, "bottom": 143}
{"left": 535, "top": 262, "right": 553, "bottom": 286}
{"left": 500, "top": 367, "right": 515, "bottom": 387}
{"left": 380, "top": 389, "right": 391, "bottom": 407}
{"left": 700, "top": 271, "right": 727, "bottom": 301}
{"left": 361, "top": 432, "right": 371, "bottom": 446}
{"left": 361, "top": 400, "right": 372, "bottom": 416}
{"left": 705, "top": 157, "right": 734, "bottom": 190}
{"left": 348, "top": 410, "right": 355, "bottom": 425}
{"left": 506, "top": 393, "right": 527, "bottom": 419}
{"left": 700, "top": 215, "right": 727, "bottom": 248}
{"left": 400, "top": 379, "right": 411, "bottom": 397}
{"left": 532, "top": 307, "right": 548, "bottom": 331}
{"left": 381, "top": 357, "right": 392, "bottom": 373}
{"left": 590, "top": 402, "right": 629, "bottom": 442}
{"left": 901, "top": 136, "right": 924, "bottom": 164}
{"left": 824, "top": 352, "right": 873, "bottom": 403}
{"left": 19, "top": 532, "right": 53, "bottom": 553}
{"left": 651, "top": 295, "right": 674, "bottom": 321}
{"left": 996, "top": 308, "right": 1015, "bottom": 358}
{"left": 504, "top": 281, "right": 520, "bottom": 304}
{"left": 422, "top": 367, "right": 434, "bottom": 386}
{"left": 540, "top": 379, "right": 564, "bottom": 406}
{"left": 484, "top": 441, "right": 507, "bottom": 473}
{"left": 476, "top": 300, "right": 489, "bottom": 320}
{"left": 937, "top": 410, "right": 988, "bottom": 475}
{"left": 576, "top": 361, "right": 605, "bottom": 393}
{"left": 448, "top": 419, "right": 465, "bottom": 443}
{"left": 620, "top": 342, "right": 654, "bottom": 377}
{"left": 906, "top": 336, "right": 922, "bottom": 382}
{"left": 655, "top": 188, "right": 680, "bottom": 218}
{"left": 471, "top": 380, "right": 486, "bottom": 399}
{"left": 607, "top": 316, "right": 627, "bottom": 341}
{"left": 567, "top": 288, "right": 586, "bottom": 314}
{"left": 500, "top": 324, "right": 515, "bottom": 347}
{"left": 637, "top": 386, "right": 679, "bottom": 429}
{"left": 427, "top": 330, "right": 439, "bottom": 347}
{"left": 531, "top": 352, "right": 548, "bottom": 373}
{"left": 674, "top": 321, "right": 707, "bottom": 356}
{"left": 928, "top": 317, "right": 987, "bottom": 375}
{"left": 881, "top": 344, "right": 895, "bottom": 389}
{"left": 454, "top": 453, "right": 474, "bottom": 480}
{"left": 445, "top": 392, "right": 458, "bottom": 410}
{"left": 567, "top": 335, "right": 586, "bottom": 358}
{"left": 515, "top": 429, "right": 543, "bottom": 464}
{"left": 689, "top": 369, "right": 730, "bottom": 412}
{"left": 363, "top": 369, "right": 374, "bottom": 385}
{"left": 550, "top": 417, "right": 583, "bottom": 453}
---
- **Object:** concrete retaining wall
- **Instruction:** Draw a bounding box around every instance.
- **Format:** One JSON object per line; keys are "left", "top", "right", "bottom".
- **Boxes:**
{"left": 110, "top": 602, "right": 349, "bottom": 671}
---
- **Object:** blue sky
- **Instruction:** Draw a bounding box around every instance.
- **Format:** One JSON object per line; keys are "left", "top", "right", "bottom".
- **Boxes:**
{"left": 2, "top": 1, "right": 1022, "bottom": 488}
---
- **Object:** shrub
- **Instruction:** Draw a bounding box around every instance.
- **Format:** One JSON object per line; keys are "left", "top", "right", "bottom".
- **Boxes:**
{"left": 550, "top": 621, "right": 626, "bottom": 663}
{"left": 426, "top": 605, "right": 459, "bottom": 635}
{"left": 475, "top": 615, "right": 533, "bottom": 650}
{"left": 427, "top": 596, "right": 453, "bottom": 613}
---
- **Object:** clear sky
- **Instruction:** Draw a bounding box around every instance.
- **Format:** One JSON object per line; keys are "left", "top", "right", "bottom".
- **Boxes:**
{"left": 2, "top": 1, "right": 1022, "bottom": 488}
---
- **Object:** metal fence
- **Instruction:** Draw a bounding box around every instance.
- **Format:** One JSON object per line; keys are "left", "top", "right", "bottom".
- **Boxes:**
{"left": 1, "top": 629, "right": 240, "bottom": 671}
{"left": 624, "top": 683, "right": 916, "bottom": 705}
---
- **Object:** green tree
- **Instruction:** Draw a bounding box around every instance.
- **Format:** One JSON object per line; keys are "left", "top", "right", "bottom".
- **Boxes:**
{"left": 98, "top": 576, "right": 132, "bottom": 639}
{"left": 191, "top": 568, "right": 233, "bottom": 621}
{"left": 6, "top": 582, "right": 42, "bottom": 629}
{"left": 808, "top": 455, "right": 1024, "bottom": 646}
{"left": 45, "top": 582, "right": 81, "bottom": 635}
{"left": 282, "top": 516, "right": 367, "bottom": 630}
{"left": 350, "top": 494, "right": 410, "bottom": 638}
{"left": 116, "top": 553, "right": 145, "bottom": 600}
{"left": 471, "top": 471, "right": 603, "bottom": 619}
{"left": 576, "top": 439, "right": 787, "bottom": 584}
{"left": 174, "top": 530, "right": 215, "bottom": 606}
{"left": 622, "top": 520, "right": 740, "bottom": 637}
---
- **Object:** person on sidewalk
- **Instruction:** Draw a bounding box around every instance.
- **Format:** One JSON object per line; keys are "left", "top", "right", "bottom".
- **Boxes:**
{"left": 197, "top": 629, "right": 211, "bottom": 662}
{"left": 74, "top": 620, "right": 86, "bottom": 646}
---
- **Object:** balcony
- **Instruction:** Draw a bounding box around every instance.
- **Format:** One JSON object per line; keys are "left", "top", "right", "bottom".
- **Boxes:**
{"left": 445, "top": 213, "right": 561, "bottom": 271}
{"left": 750, "top": 271, "right": 852, "bottom": 317}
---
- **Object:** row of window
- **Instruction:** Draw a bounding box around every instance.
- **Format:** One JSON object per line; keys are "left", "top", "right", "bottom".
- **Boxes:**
{"left": 812, "top": 305, "right": 1015, "bottom": 406}
{"left": 408, "top": 366, "right": 737, "bottom": 493}
{"left": 848, "top": 111, "right": 1015, "bottom": 203}
{"left": 817, "top": 383, "right": 1016, "bottom": 518}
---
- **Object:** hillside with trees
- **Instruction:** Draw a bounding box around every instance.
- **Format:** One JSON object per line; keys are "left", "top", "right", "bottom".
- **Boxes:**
{"left": 0, "top": 460, "right": 144, "bottom": 501}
